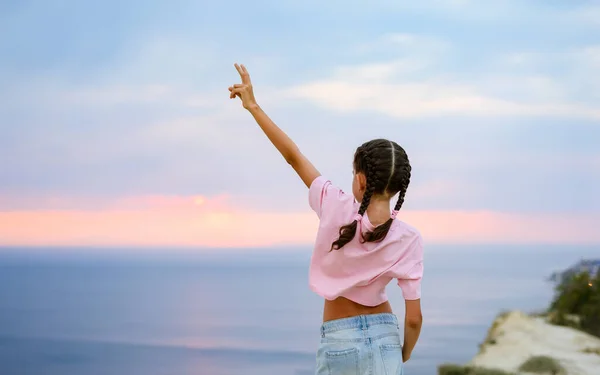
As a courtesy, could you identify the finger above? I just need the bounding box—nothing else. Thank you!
[240,65,251,84]
[234,63,244,79]
[233,84,244,88]
[234,63,250,85]
[230,87,243,98]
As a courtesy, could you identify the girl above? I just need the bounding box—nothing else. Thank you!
[229,64,423,375]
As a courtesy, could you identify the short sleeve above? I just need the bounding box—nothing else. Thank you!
[309,176,344,218]
[308,176,330,217]
[397,261,423,300]
[395,234,424,300]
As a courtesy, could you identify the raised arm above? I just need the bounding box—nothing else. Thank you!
[229,63,320,188]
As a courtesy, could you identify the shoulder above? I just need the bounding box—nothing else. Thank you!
[389,220,424,258]
[308,176,355,218]
[393,220,423,243]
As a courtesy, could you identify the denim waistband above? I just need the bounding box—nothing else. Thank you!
[320,313,398,334]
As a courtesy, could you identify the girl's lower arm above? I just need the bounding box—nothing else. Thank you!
[402,317,422,361]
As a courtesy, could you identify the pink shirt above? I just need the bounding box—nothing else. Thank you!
[308,176,424,306]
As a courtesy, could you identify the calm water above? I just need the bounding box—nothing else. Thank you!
[0,244,598,375]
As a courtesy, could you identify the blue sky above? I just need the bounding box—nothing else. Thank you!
[1,0,599,246]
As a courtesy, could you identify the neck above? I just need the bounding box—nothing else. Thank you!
[365,197,391,227]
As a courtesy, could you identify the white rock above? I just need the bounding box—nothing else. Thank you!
[469,311,600,375]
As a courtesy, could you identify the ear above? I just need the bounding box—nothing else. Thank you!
[357,172,367,191]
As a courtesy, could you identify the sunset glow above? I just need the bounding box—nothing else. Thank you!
[1,194,598,248]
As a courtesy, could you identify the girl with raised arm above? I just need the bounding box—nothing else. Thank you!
[229,64,423,375]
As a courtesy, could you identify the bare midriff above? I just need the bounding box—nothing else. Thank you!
[323,297,393,322]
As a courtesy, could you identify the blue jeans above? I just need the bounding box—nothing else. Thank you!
[316,313,404,375]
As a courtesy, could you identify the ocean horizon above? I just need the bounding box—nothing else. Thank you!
[1,244,598,375]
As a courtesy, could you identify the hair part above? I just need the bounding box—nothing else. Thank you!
[331,139,411,251]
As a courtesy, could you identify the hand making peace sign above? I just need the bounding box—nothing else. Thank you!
[229,63,258,110]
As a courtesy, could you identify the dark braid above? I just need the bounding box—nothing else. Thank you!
[359,152,377,216]
[331,148,374,250]
[394,165,411,212]
[331,139,412,250]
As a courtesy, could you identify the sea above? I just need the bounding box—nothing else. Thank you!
[0,244,598,375]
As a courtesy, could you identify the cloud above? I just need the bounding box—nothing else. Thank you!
[2,76,598,213]
[352,33,452,58]
[1,193,598,247]
[569,5,600,27]
[279,1,600,31]
[60,85,174,106]
[580,46,600,66]
[0,194,317,248]
[286,79,600,119]
[285,36,600,120]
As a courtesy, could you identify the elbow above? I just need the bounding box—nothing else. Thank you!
[285,154,296,165]
[284,149,301,166]
[406,314,423,329]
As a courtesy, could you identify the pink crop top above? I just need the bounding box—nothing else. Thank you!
[308,176,424,306]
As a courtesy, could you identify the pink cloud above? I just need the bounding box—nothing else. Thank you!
[403,210,600,244]
[0,194,598,248]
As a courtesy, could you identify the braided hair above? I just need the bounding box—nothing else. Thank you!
[331,139,411,250]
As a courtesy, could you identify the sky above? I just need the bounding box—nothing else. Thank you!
[1,0,599,249]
